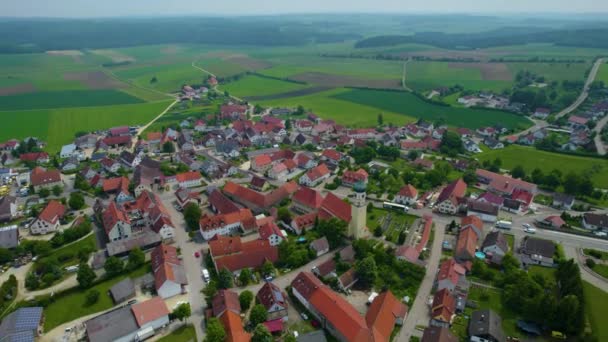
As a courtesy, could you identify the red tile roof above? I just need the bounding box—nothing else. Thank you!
[253,154,272,167]
[212,289,241,317]
[102,202,130,235]
[568,115,588,125]
[220,310,251,342]
[365,291,408,342]
[456,227,478,260]
[436,178,467,206]
[475,169,537,194]
[304,164,330,182]
[131,297,170,327]
[213,238,279,273]
[223,181,297,211]
[30,167,61,187]
[431,289,455,323]
[398,184,418,198]
[319,192,351,223]
[38,200,65,225]
[291,272,323,301]
[342,168,369,184]
[102,135,131,146]
[208,190,239,214]
[257,282,287,311]
[416,216,433,253]
[102,176,129,194]
[395,245,420,263]
[151,244,180,271]
[461,215,483,231]
[147,132,162,141]
[437,259,466,287]
[20,152,48,162]
[209,235,243,257]
[293,212,317,231]
[258,221,283,240]
[321,149,341,161]
[176,171,202,183]
[293,187,324,210]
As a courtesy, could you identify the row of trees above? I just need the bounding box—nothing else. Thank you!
[510,164,599,197]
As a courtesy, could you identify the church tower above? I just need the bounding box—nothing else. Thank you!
[349,181,368,239]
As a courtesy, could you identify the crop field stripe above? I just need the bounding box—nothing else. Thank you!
[222,74,310,98]
[0,89,144,111]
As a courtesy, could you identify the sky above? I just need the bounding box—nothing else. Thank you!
[2,0,608,17]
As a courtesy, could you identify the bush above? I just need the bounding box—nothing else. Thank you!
[85,289,100,306]
[586,258,596,268]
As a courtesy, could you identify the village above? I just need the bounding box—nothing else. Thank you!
[0,80,607,342]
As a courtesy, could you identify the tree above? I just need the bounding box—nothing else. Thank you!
[374,225,383,237]
[183,203,202,231]
[511,165,526,179]
[77,262,96,289]
[440,131,464,156]
[277,207,292,223]
[239,290,254,311]
[563,172,580,195]
[261,260,275,277]
[25,272,39,290]
[285,119,292,130]
[162,141,175,153]
[251,324,273,342]
[127,247,145,270]
[238,268,252,286]
[38,188,50,198]
[355,256,378,287]
[249,304,268,326]
[218,268,233,289]
[316,218,347,249]
[295,105,305,115]
[205,317,226,342]
[51,185,62,197]
[85,289,100,305]
[172,303,192,322]
[68,192,85,210]
[104,256,124,277]
[377,113,384,126]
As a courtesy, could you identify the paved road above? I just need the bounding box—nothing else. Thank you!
[396,215,448,342]
[593,113,608,155]
[158,191,207,340]
[564,245,608,292]
[505,58,605,141]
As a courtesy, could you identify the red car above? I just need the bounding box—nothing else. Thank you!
[194,251,201,258]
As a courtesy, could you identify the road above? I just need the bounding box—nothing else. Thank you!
[396,215,448,342]
[505,58,605,141]
[191,61,248,105]
[593,113,608,155]
[158,191,207,340]
[564,246,608,292]
[131,99,179,150]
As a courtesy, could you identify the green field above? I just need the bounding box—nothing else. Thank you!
[113,63,206,93]
[195,58,248,78]
[332,88,532,129]
[507,62,589,81]
[158,325,197,342]
[477,145,608,188]
[583,281,608,342]
[43,264,151,331]
[597,63,608,84]
[0,100,173,152]
[223,75,309,97]
[0,90,143,111]
[406,61,511,92]
[258,88,417,127]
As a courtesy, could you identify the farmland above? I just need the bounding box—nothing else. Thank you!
[0,90,144,111]
[583,281,608,342]
[598,62,608,84]
[223,75,309,98]
[0,100,172,152]
[477,145,608,188]
[506,62,590,82]
[332,88,532,129]
[112,63,207,93]
[405,61,512,92]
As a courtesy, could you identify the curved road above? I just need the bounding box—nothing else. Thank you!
[505,58,605,141]
[593,113,608,155]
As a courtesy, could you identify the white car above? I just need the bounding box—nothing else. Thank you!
[594,231,607,237]
[524,227,536,234]
[522,223,531,229]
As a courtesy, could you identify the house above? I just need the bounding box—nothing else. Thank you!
[568,115,589,129]
[30,167,62,191]
[582,213,608,231]
[431,289,456,328]
[533,107,551,119]
[320,149,343,166]
[337,268,359,291]
[131,297,170,332]
[312,258,337,279]
[85,306,139,342]
[60,143,84,160]
[435,179,467,215]
[476,192,504,208]
[257,282,289,321]
[268,162,288,181]
[133,158,163,196]
[483,137,504,150]
[215,140,240,158]
[175,171,203,188]
[553,193,575,210]
[291,212,317,235]
[0,225,19,249]
[152,244,188,299]
[468,309,505,342]
[210,236,279,274]
[223,181,297,214]
[476,169,538,196]
[174,188,200,210]
[208,189,239,215]
[259,221,285,246]
[105,230,161,257]
[395,184,418,205]
[122,191,175,241]
[251,154,273,173]
[365,291,408,341]
[102,202,132,241]
[299,164,330,187]
[60,157,79,172]
[109,278,136,304]
[341,169,368,187]
[199,208,256,240]
[309,236,330,257]
[481,231,509,258]
[101,157,121,174]
[541,215,566,229]
[109,126,131,137]
[292,187,324,214]
[295,153,317,170]
[221,104,248,120]
[0,307,44,341]
[220,310,251,342]
[19,152,49,164]
[421,326,458,342]
[467,200,498,223]
[519,236,555,267]
[463,139,482,153]
[455,226,478,262]
[436,259,468,293]
[103,176,132,203]
[212,289,241,317]
[0,196,17,223]
[30,200,65,235]
[120,151,141,169]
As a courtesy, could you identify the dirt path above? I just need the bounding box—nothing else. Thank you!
[402,60,412,92]
[593,114,608,155]
[131,99,178,148]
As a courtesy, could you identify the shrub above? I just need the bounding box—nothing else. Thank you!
[586,258,596,268]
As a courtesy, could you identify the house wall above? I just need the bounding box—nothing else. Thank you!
[291,288,311,311]
[157,225,175,240]
[30,218,59,235]
[158,280,182,299]
[33,180,62,192]
[467,210,497,223]
[394,195,416,205]
[108,221,132,241]
[482,245,506,257]
[437,200,457,215]
[201,222,241,240]
[179,179,202,188]
[139,315,170,332]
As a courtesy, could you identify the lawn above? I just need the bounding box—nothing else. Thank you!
[0,90,143,111]
[223,75,309,98]
[590,264,608,279]
[37,234,96,269]
[332,88,532,130]
[0,100,173,152]
[406,61,512,92]
[366,207,418,244]
[465,286,522,338]
[584,249,608,260]
[195,58,248,78]
[43,264,151,331]
[583,281,608,342]
[158,324,197,342]
[258,88,417,127]
[504,234,515,251]
[597,62,608,85]
[477,145,608,188]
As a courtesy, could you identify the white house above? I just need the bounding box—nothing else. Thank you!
[102,202,132,241]
[395,184,418,205]
[131,297,171,331]
[151,245,188,299]
[259,222,285,247]
[199,209,255,240]
[299,164,330,187]
[175,171,203,188]
[29,200,65,235]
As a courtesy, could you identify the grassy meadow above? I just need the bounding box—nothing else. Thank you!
[583,281,608,342]
[0,90,144,111]
[477,145,608,188]
[223,74,309,97]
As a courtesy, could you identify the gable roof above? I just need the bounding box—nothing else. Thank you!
[175,171,201,183]
[398,184,418,198]
[102,202,130,235]
[220,310,251,342]
[30,167,61,186]
[208,190,240,214]
[437,258,466,287]
[258,221,283,240]
[319,192,351,223]
[421,326,458,342]
[214,239,279,272]
[310,237,329,252]
[365,291,408,342]
[37,200,65,225]
[482,231,508,253]
[212,289,241,317]
[293,187,323,210]
[304,164,330,182]
[456,227,478,260]
[437,179,466,205]
[432,289,455,322]
[131,297,169,327]
[257,282,287,311]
